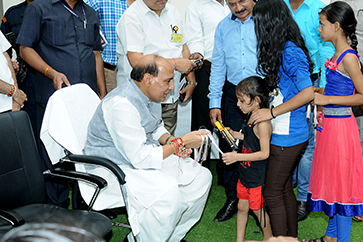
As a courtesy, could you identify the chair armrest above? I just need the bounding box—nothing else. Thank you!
[62,154,126,185]
[0,208,25,227]
[44,169,108,189]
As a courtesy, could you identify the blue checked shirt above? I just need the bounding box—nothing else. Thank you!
[84,0,129,66]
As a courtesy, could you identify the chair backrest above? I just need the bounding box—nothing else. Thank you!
[41,84,101,163]
[41,84,125,210]
[0,111,47,209]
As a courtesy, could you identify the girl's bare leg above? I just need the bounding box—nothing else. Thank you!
[253,208,272,241]
[237,199,249,242]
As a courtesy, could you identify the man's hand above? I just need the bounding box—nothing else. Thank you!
[179,83,196,102]
[210,108,222,127]
[12,99,21,111]
[47,68,71,90]
[182,130,209,148]
[189,52,203,70]
[180,147,193,159]
[12,61,19,73]
[13,88,27,108]
[176,58,197,74]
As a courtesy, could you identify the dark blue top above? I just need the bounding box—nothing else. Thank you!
[16,0,102,103]
[0,1,27,36]
[324,49,358,110]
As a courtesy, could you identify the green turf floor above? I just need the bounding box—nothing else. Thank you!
[107,160,362,241]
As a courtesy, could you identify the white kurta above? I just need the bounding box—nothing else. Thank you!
[0,32,13,113]
[101,95,212,242]
[116,0,184,104]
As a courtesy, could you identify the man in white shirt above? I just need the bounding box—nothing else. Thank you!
[185,0,230,134]
[185,0,232,222]
[0,32,26,113]
[116,0,197,135]
[84,55,212,242]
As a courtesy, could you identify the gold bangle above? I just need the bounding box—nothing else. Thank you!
[165,135,173,144]
[44,66,51,77]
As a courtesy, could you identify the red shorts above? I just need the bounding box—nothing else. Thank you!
[237,180,265,210]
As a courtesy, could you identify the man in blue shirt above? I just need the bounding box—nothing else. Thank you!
[208,0,258,222]
[84,0,135,92]
[284,0,335,222]
[17,0,106,208]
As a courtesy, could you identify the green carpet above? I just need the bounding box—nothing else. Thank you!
[107,160,362,241]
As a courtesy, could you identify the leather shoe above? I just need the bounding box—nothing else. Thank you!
[99,209,117,220]
[214,199,238,222]
[297,201,310,222]
[123,235,129,242]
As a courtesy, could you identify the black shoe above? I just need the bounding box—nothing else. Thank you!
[297,201,310,222]
[99,209,117,220]
[214,200,238,222]
[123,235,129,242]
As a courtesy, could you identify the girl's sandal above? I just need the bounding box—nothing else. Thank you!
[353,215,363,222]
[303,237,326,242]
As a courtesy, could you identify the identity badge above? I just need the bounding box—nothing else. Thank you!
[170,25,183,43]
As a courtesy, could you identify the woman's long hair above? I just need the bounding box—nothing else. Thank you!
[252,0,314,92]
[320,1,358,53]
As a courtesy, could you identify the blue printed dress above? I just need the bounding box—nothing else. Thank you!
[308,49,363,217]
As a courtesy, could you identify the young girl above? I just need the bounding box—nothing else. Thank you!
[250,0,314,237]
[222,76,272,242]
[304,2,363,242]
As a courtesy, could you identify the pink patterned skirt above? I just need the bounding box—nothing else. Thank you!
[308,113,363,217]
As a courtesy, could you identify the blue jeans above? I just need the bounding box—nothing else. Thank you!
[293,112,315,202]
[293,76,319,202]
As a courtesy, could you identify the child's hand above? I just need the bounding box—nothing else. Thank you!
[313,93,329,106]
[222,152,239,165]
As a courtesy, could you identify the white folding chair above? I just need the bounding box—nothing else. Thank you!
[41,84,126,211]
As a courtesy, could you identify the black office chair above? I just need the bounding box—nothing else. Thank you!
[0,111,126,240]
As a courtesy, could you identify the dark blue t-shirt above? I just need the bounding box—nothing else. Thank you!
[1,1,27,37]
[17,0,102,103]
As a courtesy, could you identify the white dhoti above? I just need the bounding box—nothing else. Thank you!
[123,156,212,242]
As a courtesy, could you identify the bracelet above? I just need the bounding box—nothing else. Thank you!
[7,84,16,97]
[44,66,51,77]
[187,81,197,86]
[270,107,276,119]
[169,141,178,152]
[172,58,177,71]
[169,137,185,157]
[165,135,173,144]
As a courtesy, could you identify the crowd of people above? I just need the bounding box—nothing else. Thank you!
[1,0,363,241]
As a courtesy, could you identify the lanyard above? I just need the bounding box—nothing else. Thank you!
[60,1,87,29]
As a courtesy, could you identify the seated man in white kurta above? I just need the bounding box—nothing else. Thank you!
[83,55,212,242]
